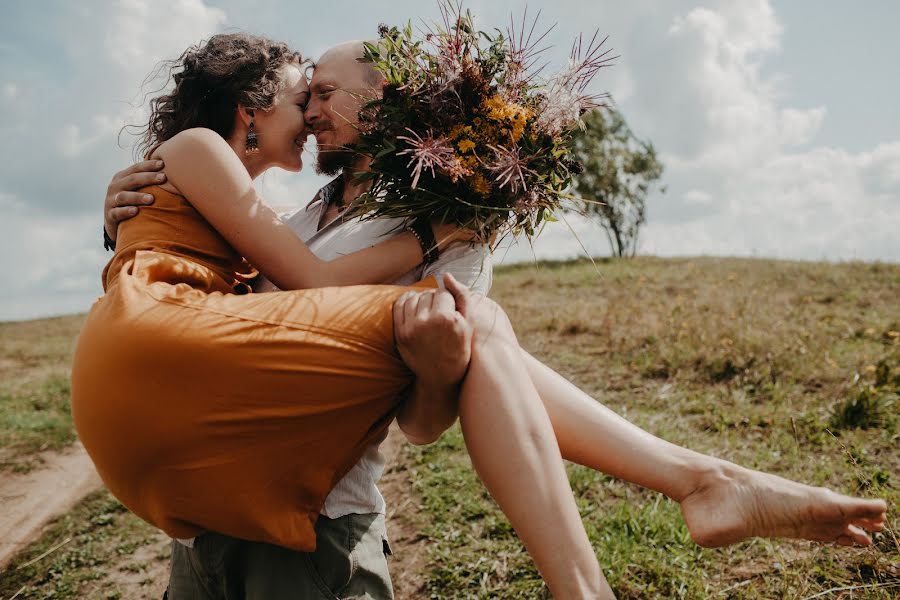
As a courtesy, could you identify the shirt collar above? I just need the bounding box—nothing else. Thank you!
[315,175,345,209]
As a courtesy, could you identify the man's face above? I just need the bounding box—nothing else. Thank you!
[305,44,379,175]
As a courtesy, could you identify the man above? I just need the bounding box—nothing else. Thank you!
[105,41,486,599]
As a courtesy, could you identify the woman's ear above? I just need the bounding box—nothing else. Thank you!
[236,105,256,127]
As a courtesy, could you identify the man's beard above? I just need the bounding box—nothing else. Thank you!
[315,145,357,176]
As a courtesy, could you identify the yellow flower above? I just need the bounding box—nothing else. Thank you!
[457,139,476,153]
[449,124,473,140]
[480,95,534,142]
[483,95,509,121]
[510,121,527,142]
[469,173,492,197]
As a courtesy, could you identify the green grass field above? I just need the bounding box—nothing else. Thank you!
[1,257,897,599]
[0,315,83,473]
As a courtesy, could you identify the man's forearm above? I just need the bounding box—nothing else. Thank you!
[396,378,460,445]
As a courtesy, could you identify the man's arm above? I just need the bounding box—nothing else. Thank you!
[103,160,166,244]
[393,284,473,445]
[398,380,459,445]
[393,245,493,445]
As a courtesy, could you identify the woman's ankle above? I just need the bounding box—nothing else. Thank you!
[665,452,732,503]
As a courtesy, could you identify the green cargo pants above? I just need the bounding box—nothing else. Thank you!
[165,513,393,600]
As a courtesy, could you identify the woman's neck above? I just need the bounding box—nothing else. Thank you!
[227,134,267,180]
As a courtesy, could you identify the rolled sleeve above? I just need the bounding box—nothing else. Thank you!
[423,242,493,294]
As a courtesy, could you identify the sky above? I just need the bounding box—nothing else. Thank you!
[1,0,898,321]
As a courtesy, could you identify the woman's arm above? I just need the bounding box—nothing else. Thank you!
[154,128,425,290]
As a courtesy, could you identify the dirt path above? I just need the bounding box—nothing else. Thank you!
[0,442,102,568]
[0,429,428,598]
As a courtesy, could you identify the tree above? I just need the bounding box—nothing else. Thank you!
[569,107,665,257]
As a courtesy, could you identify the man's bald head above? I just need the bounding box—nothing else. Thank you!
[315,40,384,89]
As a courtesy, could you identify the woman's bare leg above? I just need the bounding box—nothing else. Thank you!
[522,350,888,547]
[457,299,611,598]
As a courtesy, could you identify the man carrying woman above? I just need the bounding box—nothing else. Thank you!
[87,35,887,599]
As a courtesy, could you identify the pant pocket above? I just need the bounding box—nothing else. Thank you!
[306,515,355,598]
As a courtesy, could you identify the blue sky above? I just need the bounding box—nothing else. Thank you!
[1,0,898,321]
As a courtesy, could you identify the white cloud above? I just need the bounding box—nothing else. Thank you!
[105,0,227,70]
[1,211,107,320]
[0,191,24,211]
[3,83,17,99]
[617,0,898,261]
[58,114,124,158]
[495,0,900,264]
[684,189,713,206]
[54,0,228,159]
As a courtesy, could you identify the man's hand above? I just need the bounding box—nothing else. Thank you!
[393,286,473,444]
[104,160,166,241]
[393,287,472,387]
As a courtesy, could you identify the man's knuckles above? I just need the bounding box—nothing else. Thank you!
[412,311,458,331]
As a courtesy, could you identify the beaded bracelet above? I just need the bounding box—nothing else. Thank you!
[406,219,439,265]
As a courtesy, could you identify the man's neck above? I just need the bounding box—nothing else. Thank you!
[340,156,373,205]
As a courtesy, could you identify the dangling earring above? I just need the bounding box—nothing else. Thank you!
[245,122,259,155]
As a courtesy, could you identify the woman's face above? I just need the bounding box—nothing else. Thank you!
[253,64,310,173]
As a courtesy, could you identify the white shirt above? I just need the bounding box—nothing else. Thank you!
[280,178,492,518]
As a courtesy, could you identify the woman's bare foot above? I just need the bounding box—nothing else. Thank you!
[679,464,887,548]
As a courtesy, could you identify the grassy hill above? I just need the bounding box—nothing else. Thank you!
[1,257,897,598]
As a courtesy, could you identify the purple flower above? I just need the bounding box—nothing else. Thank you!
[397,129,456,188]
[485,144,534,193]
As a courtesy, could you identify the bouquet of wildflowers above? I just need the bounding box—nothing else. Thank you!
[352,3,616,245]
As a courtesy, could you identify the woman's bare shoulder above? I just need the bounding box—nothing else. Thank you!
[151,128,229,160]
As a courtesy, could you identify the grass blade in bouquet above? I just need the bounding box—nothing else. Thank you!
[351,2,617,247]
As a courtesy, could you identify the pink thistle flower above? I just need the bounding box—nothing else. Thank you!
[484,144,534,193]
[535,31,617,135]
[534,72,585,136]
[397,129,456,188]
[502,8,555,101]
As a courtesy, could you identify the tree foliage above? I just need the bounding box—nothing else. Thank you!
[569,107,665,257]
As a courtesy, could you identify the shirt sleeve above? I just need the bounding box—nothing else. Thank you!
[422,242,493,294]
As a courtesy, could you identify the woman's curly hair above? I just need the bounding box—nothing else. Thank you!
[135,33,304,157]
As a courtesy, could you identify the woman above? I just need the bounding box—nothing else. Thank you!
[75,33,886,599]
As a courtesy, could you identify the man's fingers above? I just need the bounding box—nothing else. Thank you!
[415,290,435,314]
[116,171,166,193]
[442,273,471,315]
[108,206,139,225]
[114,191,155,208]
[392,292,407,327]
[114,160,164,181]
[403,291,420,324]
[432,288,456,315]
[393,292,415,337]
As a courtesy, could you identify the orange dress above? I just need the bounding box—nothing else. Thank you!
[71,186,430,551]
